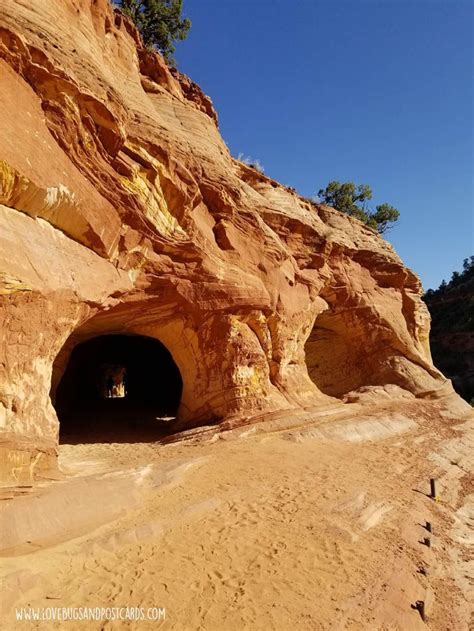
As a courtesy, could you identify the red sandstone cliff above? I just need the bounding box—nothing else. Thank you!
[0,0,463,483]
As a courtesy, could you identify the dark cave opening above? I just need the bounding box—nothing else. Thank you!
[55,334,183,444]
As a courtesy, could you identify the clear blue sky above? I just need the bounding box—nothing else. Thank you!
[175,0,473,290]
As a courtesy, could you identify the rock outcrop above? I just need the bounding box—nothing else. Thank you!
[424,264,474,403]
[0,0,460,484]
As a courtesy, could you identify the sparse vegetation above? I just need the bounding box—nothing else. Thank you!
[317,181,399,234]
[237,153,265,173]
[423,256,474,337]
[424,256,474,298]
[423,257,474,403]
[115,0,190,63]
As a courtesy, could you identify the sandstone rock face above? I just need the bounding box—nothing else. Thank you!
[0,0,455,484]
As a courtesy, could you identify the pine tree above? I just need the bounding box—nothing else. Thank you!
[116,0,191,63]
[317,181,400,234]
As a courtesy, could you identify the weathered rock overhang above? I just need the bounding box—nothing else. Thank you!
[0,0,454,484]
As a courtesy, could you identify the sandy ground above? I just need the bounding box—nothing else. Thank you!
[1,399,472,630]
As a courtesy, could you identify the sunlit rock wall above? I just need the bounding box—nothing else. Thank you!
[0,0,452,483]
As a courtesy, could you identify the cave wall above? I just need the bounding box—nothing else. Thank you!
[0,0,453,484]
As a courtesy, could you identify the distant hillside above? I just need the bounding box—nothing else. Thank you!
[423,257,474,403]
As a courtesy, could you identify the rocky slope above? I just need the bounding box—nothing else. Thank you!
[0,0,464,484]
[424,264,474,403]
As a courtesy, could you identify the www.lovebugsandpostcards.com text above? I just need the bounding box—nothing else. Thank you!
[15,606,166,622]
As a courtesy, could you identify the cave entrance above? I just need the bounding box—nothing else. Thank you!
[55,334,183,443]
[304,306,371,398]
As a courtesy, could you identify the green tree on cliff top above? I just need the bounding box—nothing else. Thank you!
[116,0,191,63]
[317,181,400,234]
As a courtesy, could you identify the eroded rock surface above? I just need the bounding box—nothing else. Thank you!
[0,0,462,484]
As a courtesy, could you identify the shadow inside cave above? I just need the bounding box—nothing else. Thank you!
[54,334,183,445]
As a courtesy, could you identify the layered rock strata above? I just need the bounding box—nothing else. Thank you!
[0,0,455,484]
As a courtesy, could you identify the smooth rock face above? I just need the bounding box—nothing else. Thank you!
[0,0,456,483]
